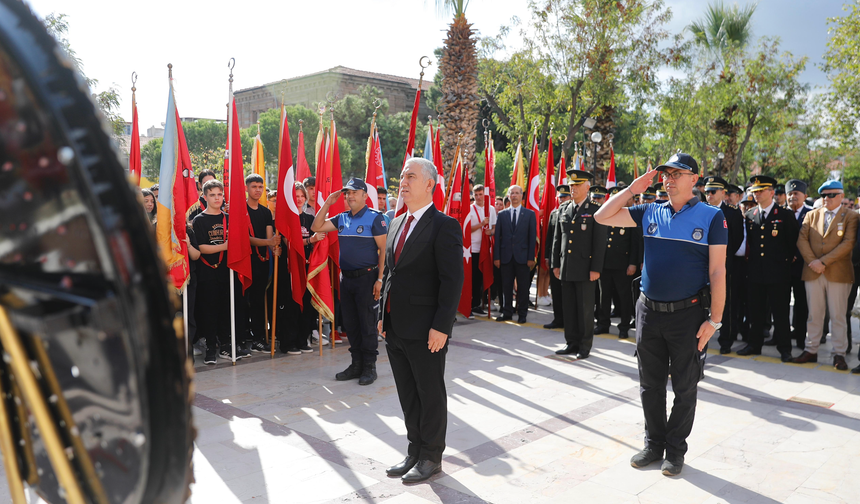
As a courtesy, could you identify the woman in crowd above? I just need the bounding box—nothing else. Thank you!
[141,188,157,225]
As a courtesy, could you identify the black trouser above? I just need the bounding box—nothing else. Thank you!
[340,272,379,362]
[717,269,739,350]
[384,324,448,463]
[549,271,564,326]
[501,261,530,318]
[245,261,269,343]
[597,268,633,333]
[731,256,748,340]
[492,264,503,306]
[187,271,198,345]
[471,252,485,309]
[790,275,808,347]
[561,280,596,354]
[748,280,792,353]
[635,298,707,457]
[195,277,230,348]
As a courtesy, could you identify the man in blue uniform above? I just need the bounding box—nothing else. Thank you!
[312,178,387,385]
[595,153,727,477]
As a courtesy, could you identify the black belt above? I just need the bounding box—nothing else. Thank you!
[342,266,378,279]
[639,293,702,313]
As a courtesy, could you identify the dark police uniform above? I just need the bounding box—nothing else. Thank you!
[543,185,570,329]
[595,201,640,339]
[738,176,799,360]
[786,179,812,349]
[701,177,744,352]
[630,192,727,461]
[551,170,606,358]
[331,204,387,364]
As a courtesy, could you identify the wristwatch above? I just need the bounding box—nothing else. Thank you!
[707,319,722,330]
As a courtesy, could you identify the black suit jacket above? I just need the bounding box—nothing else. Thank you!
[720,202,744,273]
[603,225,640,271]
[744,203,799,284]
[544,208,559,263]
[379,205,464,339]
[551,199,607,281]
[493,206,537,264]
[791,206,812,278]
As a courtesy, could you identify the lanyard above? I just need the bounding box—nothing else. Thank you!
[247,211,269,262]
[199,213,226,269]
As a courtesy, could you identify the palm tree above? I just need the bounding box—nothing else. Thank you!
[436,0,479,179]
[688,1,757,180]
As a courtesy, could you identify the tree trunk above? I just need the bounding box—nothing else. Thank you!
[440,14,479,180]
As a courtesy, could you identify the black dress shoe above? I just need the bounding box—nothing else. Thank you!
[555,345,577,355]
[719,347,731,355]
[517,316,527,324]
[780,351,793,363]
[575,352,590,360]
[472,306,486,315]
[401,459,441,483]
[618,332,629,339]
[763,338,777,346]
[543,321,563,329]
[851,364,860,374]
[496,315,512,322]
[736,345,761,356]
[386,455,419,477]
[593,326,610,335]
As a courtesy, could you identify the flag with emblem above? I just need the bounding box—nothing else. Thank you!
[432,126,445,210]
[479,136,495,293]
[446,150,472,318]
[275,106,307,307]
[154,74,198,290]
[326,119,343,287]
[525,133,542,216]
[296,124,312,184]
[511,137,525,188]
[539,137,557,270]
[365,122,384,210]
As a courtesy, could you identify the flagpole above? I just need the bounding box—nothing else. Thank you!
[442,133,463,210]
[326,96,339,350]
[271,92,286,359]
[227,58,237,365]
[183,287,189,360]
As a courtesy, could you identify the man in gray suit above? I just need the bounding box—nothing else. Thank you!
[494,185,537,323]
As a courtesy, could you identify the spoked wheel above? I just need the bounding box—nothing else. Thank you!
[0,1,195,503]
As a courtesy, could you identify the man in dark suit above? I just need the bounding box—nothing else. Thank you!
[543,185,571,329]
[595,185,639,339]
[737,175,799,362]
[702,176,744,353]
[786,179,812,349]
[494,185,537,324]
[377,158,464,483]
[551,169,607,359]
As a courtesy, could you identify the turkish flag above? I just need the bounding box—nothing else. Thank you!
[446,153,472,318]
[274,107,307,307]
[226,98,252,292]
[539,138,557,270]
[296,128,312,184]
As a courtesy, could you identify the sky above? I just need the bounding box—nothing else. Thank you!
[23,0,851,132]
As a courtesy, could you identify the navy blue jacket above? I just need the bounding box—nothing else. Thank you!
[494,206,537,265]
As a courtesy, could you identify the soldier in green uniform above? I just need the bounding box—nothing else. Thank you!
[551,170,607,359]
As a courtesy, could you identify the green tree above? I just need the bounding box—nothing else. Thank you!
[43,13,125,136]
[821,0,860,144]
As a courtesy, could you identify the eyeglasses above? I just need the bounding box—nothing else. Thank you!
[821,193,843,199]
[661,171,694,180]
[704,189,719,195]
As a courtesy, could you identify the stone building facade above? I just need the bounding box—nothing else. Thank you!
[234,66,432,130]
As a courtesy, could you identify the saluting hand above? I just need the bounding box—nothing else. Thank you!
[628,169,659,195]
[324,191,342,208]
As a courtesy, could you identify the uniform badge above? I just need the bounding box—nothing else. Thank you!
[648,222,657,235]
[619,228,625,235]
[338,225,344,232]
[838,222,844,237]
[381,220,387,228]
[357,225,364,234]
[581,223,587,231]
[772,229,778,237]
[692,228,703,241]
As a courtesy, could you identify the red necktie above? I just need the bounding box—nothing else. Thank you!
[387,215,414,313]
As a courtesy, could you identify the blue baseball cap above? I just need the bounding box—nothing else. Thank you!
[818,180,843,193]
[342,177,368,192]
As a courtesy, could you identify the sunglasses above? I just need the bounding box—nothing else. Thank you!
[704,189,720,195]
[821,193,843,199]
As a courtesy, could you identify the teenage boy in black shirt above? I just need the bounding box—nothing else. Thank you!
[192,180,250,363]
[245,174,279,352]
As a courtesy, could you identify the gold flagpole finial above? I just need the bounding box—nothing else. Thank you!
[418,56,432,88]
[256,121,260,135]
[299,119,303,132]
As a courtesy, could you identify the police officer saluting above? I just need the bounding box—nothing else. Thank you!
[312,177,387,385]
[595,153,727,477]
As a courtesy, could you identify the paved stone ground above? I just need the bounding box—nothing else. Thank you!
[4,300,860,503]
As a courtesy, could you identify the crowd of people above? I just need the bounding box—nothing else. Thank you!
[139,161,860,377]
